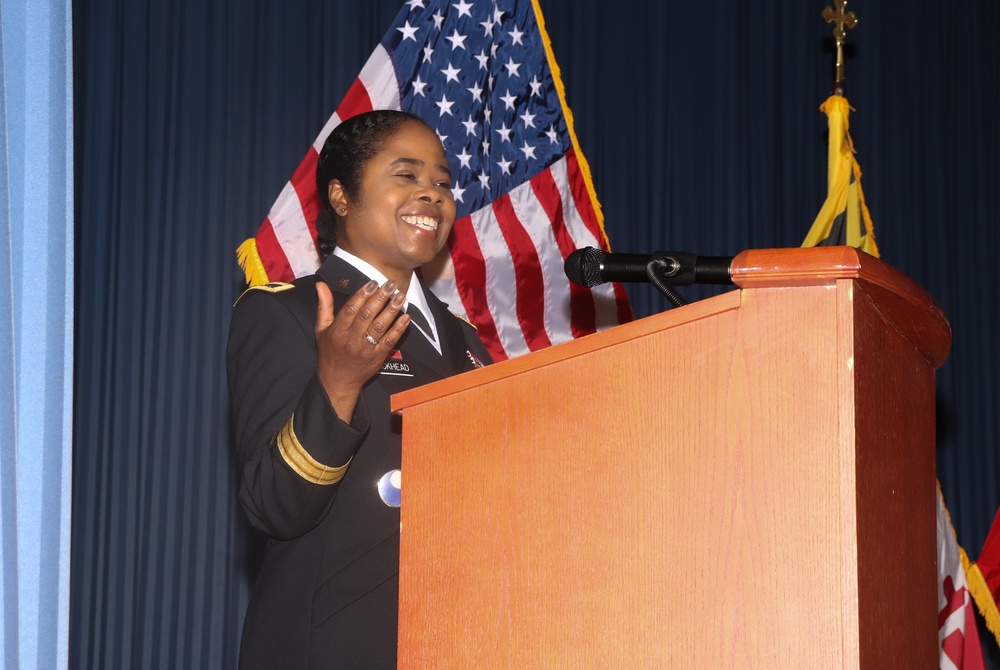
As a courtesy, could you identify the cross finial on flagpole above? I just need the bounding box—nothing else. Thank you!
[822,0,858,95]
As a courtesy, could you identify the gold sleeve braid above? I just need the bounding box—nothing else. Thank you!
[276,414,351,485]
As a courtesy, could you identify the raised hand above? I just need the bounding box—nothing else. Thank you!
[314,279,411,421]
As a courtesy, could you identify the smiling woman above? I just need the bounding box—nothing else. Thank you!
[326,118,457,292]
[226,110,493,669]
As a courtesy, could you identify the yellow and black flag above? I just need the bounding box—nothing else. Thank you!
[801,94,880,258]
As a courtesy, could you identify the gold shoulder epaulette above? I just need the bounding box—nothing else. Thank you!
[234,282,295,306]
[455,314,478,331]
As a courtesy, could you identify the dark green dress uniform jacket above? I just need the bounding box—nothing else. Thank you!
[227,254,492,669]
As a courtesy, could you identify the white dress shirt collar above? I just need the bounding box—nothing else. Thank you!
[332,247,441,353]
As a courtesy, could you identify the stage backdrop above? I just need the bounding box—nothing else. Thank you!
[71,0,999,667]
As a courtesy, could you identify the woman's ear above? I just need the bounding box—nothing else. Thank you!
[328,180,348,215]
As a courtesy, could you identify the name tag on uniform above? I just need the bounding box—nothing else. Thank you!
[380,350,413,377]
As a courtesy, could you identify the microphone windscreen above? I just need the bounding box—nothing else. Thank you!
[564,247,607,288]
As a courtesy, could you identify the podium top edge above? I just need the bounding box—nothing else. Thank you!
[732,247,951,366]
[731,247,886,286]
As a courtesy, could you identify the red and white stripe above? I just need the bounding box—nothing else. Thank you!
[433,151,627,360]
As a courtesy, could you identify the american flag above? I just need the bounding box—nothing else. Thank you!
[246,0,631,361]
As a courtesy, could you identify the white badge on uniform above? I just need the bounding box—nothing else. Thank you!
[377,469,401,508]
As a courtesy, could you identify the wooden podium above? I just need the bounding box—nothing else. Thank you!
[391,247,951,668]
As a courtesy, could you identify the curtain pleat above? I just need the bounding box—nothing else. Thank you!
[72,0,1000,667]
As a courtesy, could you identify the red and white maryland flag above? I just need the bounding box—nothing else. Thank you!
[938,486,986,669]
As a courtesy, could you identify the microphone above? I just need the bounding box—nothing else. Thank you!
[564,247,734,288]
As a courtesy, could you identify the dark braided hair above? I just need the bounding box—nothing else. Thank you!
[314,110,434,257]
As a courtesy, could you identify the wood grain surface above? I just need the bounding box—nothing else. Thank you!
[395,248,948,668]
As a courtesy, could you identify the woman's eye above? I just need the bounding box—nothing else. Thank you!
[395,172,416,180]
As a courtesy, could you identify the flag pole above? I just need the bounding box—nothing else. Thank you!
[821,0,857,96]
[802,0,879,257]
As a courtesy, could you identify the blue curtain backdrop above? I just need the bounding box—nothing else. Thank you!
[71,0,999,667]
[1,0,74,669]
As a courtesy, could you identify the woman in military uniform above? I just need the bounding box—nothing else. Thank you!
[227,110,492,668]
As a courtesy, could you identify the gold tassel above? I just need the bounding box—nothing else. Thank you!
[236,238,269,287]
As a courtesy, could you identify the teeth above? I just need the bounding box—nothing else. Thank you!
[402,215,438,231]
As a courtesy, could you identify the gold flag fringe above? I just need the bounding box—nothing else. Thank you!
[963,548,1000,648]
[236,238,269,287]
